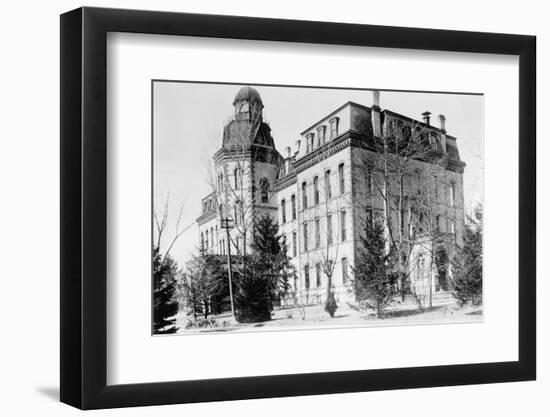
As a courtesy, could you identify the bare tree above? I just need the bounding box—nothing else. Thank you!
[153,193,190,264]
[352,118,451,306]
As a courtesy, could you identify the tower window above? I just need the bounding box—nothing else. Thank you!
[449,182,456,207]
[234,167,242,189]
[302,181,308,209]
[304,265,310,290]
[260,177,270,203]
[291,194,296,220]
[292,231,297,257]
[281,199,286,223]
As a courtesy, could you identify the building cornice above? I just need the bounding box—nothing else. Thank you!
[196,211,217,225]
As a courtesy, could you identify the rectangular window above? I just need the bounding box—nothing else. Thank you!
[315,263,322,288]
[327,214,333,245]
[291,194,296,220]
[340,210,346,242]
[366,167,373,196]
[302,182,308,209]
[313,176,319,205]
[342,257,349,285]
[281,199,286,223]
[317,126,326,146]
[449,182,456,207]
[303,222,308,252]
[304,265,310,290]
[451,221,456,242]
[325,170,332,199]
[315,218,320,248]
[330,118,339,138]
[338,163,345,194]
[292,231,297,257]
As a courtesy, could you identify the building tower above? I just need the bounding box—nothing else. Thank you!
[198,86,283,256]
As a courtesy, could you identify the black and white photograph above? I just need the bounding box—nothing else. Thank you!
[152,82,484,334]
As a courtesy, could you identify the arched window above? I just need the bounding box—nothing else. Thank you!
[291,194,296,220]
[325,170,332,199]
[234,167,242,189]
[281,199,286,223]
[260,177,270,203]
[338,163,345,194]
[313,176,319,205]
[302,181,308,209]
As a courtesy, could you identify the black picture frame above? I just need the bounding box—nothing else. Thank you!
[60,6,536,410]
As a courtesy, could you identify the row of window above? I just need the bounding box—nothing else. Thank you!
[201,226,219,251]
[302,257,349,290]
[280,163,346,224]
[305,117,339,153]
[282,211,347,256]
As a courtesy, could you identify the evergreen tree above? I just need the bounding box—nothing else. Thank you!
[153,247,180,334]
[234,214,293,322]
[452,204,483,306]
[352,220,397,318]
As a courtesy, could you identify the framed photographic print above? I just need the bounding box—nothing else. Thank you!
[60,6,536,410]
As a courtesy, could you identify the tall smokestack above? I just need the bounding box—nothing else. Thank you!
[438,114,446,132]
[371,90,381,137]
[438,114,447,153]
[285,146,291,173]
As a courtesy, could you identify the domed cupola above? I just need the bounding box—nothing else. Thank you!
[233,86,264,122]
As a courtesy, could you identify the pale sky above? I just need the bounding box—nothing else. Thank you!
[153,82,484,268]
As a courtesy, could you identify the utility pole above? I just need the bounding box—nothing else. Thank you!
[220,217,236,320]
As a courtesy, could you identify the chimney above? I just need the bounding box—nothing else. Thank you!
[371,90,381,137]
[422,111,431,125]
[372,90,380,109]
[295,139,301,155]
[438,114,446,133]
[285,146,291,173]
[438,114,447,153]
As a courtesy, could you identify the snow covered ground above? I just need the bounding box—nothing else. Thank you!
[175,294,483,334]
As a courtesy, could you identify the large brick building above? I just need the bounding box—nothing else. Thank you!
[196,86,465,305]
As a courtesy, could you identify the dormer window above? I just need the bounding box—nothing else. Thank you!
[306,133,314,152]
[329,117,339,139]
[317,126,326,146]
